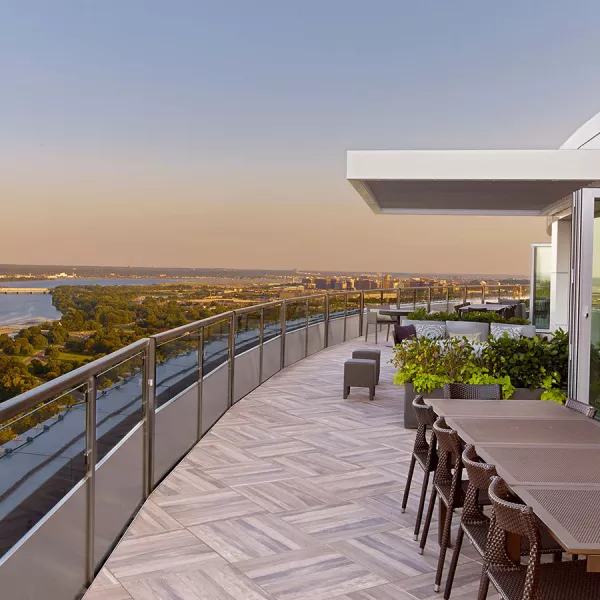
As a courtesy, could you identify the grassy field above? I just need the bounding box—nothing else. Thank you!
[58,351,88,363]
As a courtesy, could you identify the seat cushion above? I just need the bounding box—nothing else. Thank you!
[491,323,524,339]
[413,322,446,340]
[446,320,489,342]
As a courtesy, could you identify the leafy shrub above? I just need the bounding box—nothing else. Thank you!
[407,307,527,325]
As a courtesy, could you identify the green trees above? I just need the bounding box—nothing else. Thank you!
[0,356,39,401]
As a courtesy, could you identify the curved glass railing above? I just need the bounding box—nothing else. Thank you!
[0,284,529,599]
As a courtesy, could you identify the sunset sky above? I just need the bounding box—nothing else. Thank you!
[3,1,600,275]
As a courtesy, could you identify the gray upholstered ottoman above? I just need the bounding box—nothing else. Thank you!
[351,349,381,384]
[343,359,376,400]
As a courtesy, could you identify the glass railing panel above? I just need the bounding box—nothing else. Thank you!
[466,286,484,305]
[346,293,361,316]
[308,296,325,324]
[263,304,281,342]
[96,352,145,460]
[382,291,396,307]
[363,291,382,308]
[328,293,345,319]
[429,287,447,310]
[154,333,199,410]
[204,318,230,374]
[0,383,88,558]
[397,289,414,309]
[413,287,429,309]
[285,300,307,332]
[235,310,261,356]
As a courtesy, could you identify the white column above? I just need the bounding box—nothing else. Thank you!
[550,219,571,331]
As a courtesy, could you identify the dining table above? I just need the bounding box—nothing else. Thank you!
[426,397,600,572]
[378,308,415,324]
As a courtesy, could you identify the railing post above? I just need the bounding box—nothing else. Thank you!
[380,290,384,305]
[413,289,417,310]
[197,327,204,441]
[427,287,431,313]
[481,285,486,304]
[228,312,236,408]
[280,300,287,369]
[359,291,364,336]
[498,283,502,301]
[396,288,400,309]
[343,293,348,341]
[144,339,156,496]
[445,287,449,312]
[259,309,264,383]
[463,286,468,304]
[324,295,330,348]
[85,374,97,585]
[305,297,309,357]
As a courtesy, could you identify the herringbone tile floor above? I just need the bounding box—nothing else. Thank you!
[84,337,500,600]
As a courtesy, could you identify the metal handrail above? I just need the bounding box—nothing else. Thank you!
[0,338,150,423]
[0,284,529,423]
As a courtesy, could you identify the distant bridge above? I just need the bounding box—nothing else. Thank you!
[0,288,51,294]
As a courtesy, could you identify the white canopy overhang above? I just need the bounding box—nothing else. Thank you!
[347,150,600,216]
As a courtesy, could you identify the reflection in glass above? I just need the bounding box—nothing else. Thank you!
[235,310,261,356]
[532,244,552,330]
[204,319,230,374]
[308,297,325,324]
[590,202,600,413]
[0,384,87,557]
[285,300,307,332]
[263,304,281,342]
[97,353,145,458]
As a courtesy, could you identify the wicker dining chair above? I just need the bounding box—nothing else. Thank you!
[565,397,597,419]
[402,396,438,541]
[443,383,503,400]
[481,476,600,600]
[444,447,563,600]
[419,417,466,592]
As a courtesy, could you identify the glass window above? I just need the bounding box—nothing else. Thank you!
[531,244,551,330]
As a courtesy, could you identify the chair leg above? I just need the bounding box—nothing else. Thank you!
[476,567,490,600]
[419,486,437,555]
[435,500,455,592]
[375,325,378,344]
[369,385,375,401]
[386,323,390,341]
[365,323,369,341]
[401,456,416,514]
[413,468,430,540]
[443,526,464,599]
[343,386,349,399]
[553,551,562,563]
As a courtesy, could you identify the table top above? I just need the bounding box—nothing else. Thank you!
[426,398,600,556]
[427,398,586,420]
[378,308,414,316]
[446,416,600,446]
[513,486,600,553]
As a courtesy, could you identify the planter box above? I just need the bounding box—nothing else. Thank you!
[402,383,444,429]
[402,384,543,429]
[511,388,543,400]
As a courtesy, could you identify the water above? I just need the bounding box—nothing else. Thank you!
[0,278,183,329]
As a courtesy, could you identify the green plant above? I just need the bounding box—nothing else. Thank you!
[392,336,478,394]
[540,373,567,404]
[466,367,515,399]
[406,307,527,325]
[480,333,569,391]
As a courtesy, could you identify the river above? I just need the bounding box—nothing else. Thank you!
[0,278,184,329]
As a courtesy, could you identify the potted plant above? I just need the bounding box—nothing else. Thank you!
[391,337,512,428]
[391,330,569,428]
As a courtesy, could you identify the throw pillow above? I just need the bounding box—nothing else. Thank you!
[393,324,416,344]
[490,323,522,340]
[414,322,446,340]
[448,332,481,343]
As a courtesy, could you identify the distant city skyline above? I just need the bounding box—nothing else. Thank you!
[3,2,600,273]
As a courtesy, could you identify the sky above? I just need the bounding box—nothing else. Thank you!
[2,1,600,276]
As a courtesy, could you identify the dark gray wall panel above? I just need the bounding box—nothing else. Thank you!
[0,482,87,600]
[284,329,306,367]
[261,337,281,382]
[154,386,199,484]
[202,364,229,434]
[234,347,260,402]
[94,427,144,567]
[307,323,325,356]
